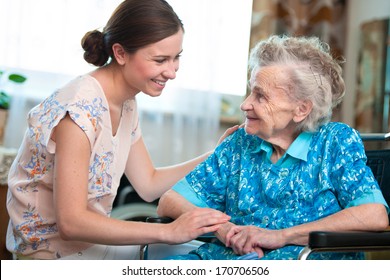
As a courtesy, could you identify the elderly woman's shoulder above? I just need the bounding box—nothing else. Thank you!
[319,122,353,132]
[317,122,360,141]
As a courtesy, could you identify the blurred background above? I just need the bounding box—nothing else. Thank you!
[0,0,389,164]
[0,0,389,260]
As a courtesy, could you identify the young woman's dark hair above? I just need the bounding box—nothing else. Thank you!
[81,0,184,66]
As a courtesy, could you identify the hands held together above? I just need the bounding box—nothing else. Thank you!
[225,225,287,258]
[165,205,288,258]
[168,207,287,258]
[216,222,287,259]
[165,208,230,245]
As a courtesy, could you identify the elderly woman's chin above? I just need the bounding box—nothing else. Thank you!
[243,124,258,136]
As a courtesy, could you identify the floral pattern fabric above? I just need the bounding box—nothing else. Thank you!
[170,123,388,260]
[6,75,141,259]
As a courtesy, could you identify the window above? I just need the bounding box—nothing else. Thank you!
[0,0,252,96]
[0,0,252,162]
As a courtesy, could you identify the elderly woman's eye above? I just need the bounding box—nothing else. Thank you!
[256,92,265,99]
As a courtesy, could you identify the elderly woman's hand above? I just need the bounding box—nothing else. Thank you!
[225,225,286,258]
[213,221,237,245]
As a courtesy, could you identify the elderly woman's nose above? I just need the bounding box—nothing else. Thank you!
[240,96,253,111]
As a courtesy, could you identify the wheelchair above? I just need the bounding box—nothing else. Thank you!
[298,133,390,260]
[111,176,158,221]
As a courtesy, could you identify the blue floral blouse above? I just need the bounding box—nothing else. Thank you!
[171,122,388,260]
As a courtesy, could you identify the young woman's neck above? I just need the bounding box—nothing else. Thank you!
[91,63,137,107]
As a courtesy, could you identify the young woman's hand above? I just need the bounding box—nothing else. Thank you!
[164,208,230,244]
[216,124,243,146]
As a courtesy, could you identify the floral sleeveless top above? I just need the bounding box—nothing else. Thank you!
[6,75,141,259]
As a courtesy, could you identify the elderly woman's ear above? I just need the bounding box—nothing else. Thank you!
[293,100,313,123]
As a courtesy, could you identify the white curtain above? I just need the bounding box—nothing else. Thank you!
[0,0,252,165]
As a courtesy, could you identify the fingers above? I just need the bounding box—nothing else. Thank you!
[229,230,248,255]
[216,125,240,146]
[226,226,263,256]
[170,208,230,243]
[192,210,230,237]
[225,226,242,247]
[191,208,230,225]
[227,124,240,132]
[225,125,240,136]
[197,223,223,235]
[242,237,256,255]
[254,246,264,259]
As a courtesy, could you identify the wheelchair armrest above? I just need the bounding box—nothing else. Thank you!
[146,216,173,224]
[308,230,390,248]
[298,230,390,260]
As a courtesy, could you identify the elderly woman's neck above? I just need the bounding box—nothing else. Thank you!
[268,130,301,163]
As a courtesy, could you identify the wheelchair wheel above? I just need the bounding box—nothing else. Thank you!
[111,203,157,222]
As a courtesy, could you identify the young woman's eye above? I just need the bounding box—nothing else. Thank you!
[155,59,166,64]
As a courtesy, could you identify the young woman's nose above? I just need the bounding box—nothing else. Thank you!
[163,61,178,79]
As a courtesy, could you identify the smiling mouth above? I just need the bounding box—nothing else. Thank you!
[246,116,257,120]
[152,79,166,86]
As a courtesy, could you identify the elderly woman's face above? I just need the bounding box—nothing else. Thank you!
[240,66,301,140]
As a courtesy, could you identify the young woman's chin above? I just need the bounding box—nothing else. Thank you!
[142,86,164,97]
[144,90,163,97]
[142,82,166,97]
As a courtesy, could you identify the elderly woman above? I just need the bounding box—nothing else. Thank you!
[157,35,389,260]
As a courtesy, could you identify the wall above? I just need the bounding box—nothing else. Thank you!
[342,0,390,127]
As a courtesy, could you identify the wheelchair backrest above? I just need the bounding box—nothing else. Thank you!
[365,149,390,223]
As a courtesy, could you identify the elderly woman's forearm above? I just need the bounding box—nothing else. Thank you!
[157,190,196,218]
[282,203,388,246]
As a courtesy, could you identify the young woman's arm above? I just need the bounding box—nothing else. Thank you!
[53,115,229,245]
[125,125,239,202]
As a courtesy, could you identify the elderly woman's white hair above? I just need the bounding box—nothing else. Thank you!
[248,35,345,132]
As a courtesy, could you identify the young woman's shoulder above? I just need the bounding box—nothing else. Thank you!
[56,74,104,103]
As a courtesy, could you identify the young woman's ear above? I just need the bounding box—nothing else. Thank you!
[293,100,313,123]
[112,43,127,65]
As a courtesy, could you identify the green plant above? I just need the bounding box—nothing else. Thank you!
[0,71,27,109]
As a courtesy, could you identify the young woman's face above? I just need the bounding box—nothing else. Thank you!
[123,29,184,97]
[240,65,301,140]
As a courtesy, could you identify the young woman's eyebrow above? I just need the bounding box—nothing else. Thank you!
[153,49,183,58]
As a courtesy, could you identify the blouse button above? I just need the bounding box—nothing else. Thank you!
[78,252,83,257]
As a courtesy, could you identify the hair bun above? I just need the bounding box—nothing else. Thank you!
[81,30,109,66]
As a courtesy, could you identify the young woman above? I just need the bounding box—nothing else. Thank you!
[6,0,233,260]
